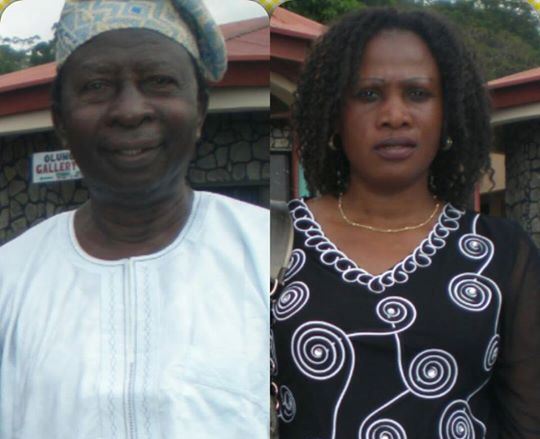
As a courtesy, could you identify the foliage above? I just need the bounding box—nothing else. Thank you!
[284,0,365,24]
[283,0,540,79]
[0,26,56,75]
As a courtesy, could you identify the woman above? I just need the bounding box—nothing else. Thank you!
[271,7,540,438]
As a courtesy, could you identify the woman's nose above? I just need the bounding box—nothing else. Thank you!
[377,95,412,129]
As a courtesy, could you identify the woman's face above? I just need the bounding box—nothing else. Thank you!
[339,29,443,193]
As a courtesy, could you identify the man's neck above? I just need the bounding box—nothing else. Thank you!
[74,185,193,260]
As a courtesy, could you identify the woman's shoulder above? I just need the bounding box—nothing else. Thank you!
[470,211,537,249]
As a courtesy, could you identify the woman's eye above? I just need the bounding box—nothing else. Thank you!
[408,88,431,101]
[355,89,379,102]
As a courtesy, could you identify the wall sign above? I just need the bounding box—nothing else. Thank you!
[32,150,82,184]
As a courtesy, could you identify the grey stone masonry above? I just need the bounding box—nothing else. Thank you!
[270,120,292,151]
[188,112,269,186]
[503,119,540,247]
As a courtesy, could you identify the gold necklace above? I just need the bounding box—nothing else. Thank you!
[338,194,441,233]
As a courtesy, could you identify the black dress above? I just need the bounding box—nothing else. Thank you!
[272,199,540,439]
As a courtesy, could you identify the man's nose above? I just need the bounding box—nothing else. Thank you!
[106,82,155,127]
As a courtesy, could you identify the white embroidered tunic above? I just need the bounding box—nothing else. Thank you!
[0,191,269,439]
[272,199,540,439]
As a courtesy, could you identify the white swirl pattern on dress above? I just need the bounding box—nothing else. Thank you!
[292,321,352,380]
[376,297,417,332]
[289,200,464,294]
[273,281,310,321]
[448,273,495,312]
[458,234,493,260]
[278,385,296,423]
[483,335,500,372]
[407,349,458,399]
[284,249,306,283]
[278,205,503,436]
[439,400,476,439]
[364,419,408,439]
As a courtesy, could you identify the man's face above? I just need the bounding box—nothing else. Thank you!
[54,28,205,201]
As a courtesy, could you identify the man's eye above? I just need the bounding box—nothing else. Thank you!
[83,80,109,91]
[147,76,177,87]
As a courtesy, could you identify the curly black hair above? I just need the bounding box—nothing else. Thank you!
[292,7,492,208]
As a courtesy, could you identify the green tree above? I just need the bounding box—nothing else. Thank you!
[28,40,55,67]
[0,44,27,74]
[283,0,540,79]
[284,0,364,24]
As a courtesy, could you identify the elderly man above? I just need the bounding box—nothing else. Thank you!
[0,1,268,438]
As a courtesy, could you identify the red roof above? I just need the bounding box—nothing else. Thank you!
[271,7,325,40]
[0,63,56,94]
[221,16,269,62]
[488,66,540,90]
[270,7,325,83]
[488,66,540,110]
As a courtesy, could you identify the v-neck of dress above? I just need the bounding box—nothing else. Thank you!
[288,198,465,294]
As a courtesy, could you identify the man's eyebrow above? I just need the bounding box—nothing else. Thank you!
[134,60,181,71]
[77,62,117,73]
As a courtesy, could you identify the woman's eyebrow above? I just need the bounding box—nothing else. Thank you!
[357,76,435,83]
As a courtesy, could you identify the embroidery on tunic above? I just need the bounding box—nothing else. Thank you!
[142,267,152,436]
[288,200,464,294]
[107,273,119,439]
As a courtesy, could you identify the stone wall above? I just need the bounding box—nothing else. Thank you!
[0,111,269,246]
[189,112,269,187]
[503,119,540,246]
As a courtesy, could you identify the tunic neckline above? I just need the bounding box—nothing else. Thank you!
[66,191,204,265]
[288,198,465,293]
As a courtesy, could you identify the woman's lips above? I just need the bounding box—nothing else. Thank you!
[374,138,417,160]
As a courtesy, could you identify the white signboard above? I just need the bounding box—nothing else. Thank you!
[32,150,82,184]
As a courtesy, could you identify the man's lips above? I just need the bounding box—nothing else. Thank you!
[101,141,162,156]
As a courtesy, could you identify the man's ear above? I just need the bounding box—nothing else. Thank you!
[52,106,68,148]
[196,92,209,140]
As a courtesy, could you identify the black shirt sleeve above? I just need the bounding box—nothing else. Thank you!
[492,223,540,438]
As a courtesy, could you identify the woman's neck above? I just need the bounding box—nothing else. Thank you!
[340,179,439,228]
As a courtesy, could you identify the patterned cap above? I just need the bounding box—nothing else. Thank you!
[55,0,227,82]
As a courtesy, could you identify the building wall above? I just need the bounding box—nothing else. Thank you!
[0,112,269,246]
[270,119,292,202]
[503,119,540,246]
